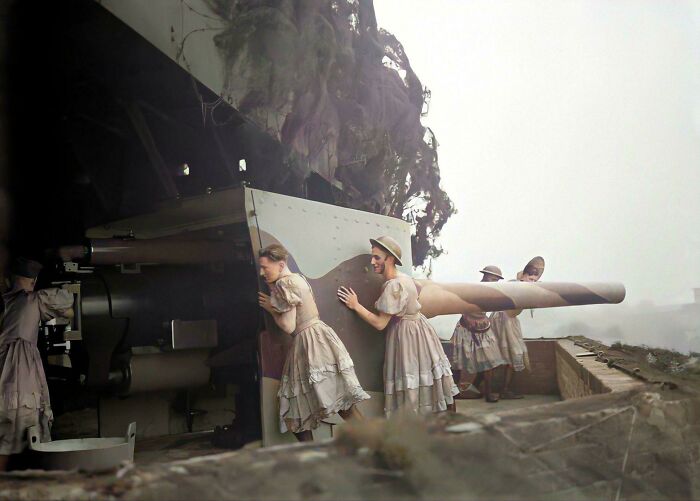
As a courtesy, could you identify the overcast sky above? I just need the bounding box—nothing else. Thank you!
[374,0,700,308]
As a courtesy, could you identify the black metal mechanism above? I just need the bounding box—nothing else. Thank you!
[2,0,285,446]
[38,232,263,444]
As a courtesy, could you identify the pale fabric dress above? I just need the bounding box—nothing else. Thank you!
[377,274,458,417]
[452,313,507,373]
[272,272,370,433]
[490,309,530,372]
[1,287,73,454]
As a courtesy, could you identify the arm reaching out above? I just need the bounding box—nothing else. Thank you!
[37,288,75,322]
[337,286,391,331]
[258,292,297,335]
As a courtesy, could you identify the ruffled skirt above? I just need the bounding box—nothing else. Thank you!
[384,315,459,417]
[278,320,370,433]
[0,339,53,455]
[491,312,530,372]
[451,324,506,373]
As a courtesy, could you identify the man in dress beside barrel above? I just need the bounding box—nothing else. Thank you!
[0,258,74,470]
[337,236,458,417]
[490,257,544,399]
[451,266,507,403]
[257,244,369,442]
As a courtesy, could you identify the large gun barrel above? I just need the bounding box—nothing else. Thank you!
[58,238,250,265]
[416,280,626,318]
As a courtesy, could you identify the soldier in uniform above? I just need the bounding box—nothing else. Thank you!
[337,236,458,417]
[257,244,369,442]
[490,257,544,399]
[451,266,507,403]
[0,258,74,470]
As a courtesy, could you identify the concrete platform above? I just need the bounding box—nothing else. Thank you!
[131,396,562,465]
[455,394,560,417]
[134,431,231,465]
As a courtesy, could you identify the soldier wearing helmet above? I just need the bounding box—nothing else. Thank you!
[337,236,458,416]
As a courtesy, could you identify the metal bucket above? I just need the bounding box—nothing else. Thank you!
[28,422,136,472]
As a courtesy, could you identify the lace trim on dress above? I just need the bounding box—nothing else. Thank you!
[278,357,358,396]
[383,358,455,394]
[280,385,371,433]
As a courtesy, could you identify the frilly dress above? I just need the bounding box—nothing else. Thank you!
[271,272,370,433]
[377,274,458,417]
[489,309,530,372]
[451,313,507,373]
[1,287,74,454]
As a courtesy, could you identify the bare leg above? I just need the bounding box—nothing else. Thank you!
[293,430,313,442]
[449,368,460,408]
[483,370,498,402]
[472,371,484,391]
[455,368,482,400]
[501,366,524,399]
[463,372,480,387]
[338,405,364,421]
[0,455,9,471]
[453,369,462,389]
[502,365,513,393]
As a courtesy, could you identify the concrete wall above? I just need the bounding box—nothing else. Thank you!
[446,337,644,399]
[510,339,559,395]
[556,339,645,399]
[443,338,559,395]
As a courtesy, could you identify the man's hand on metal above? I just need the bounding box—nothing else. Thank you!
[258,292,273,313]
[337,286,359,310]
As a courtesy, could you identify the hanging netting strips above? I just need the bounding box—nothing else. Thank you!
[206,0,455,266]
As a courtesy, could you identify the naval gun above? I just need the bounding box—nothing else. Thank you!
[44,186,625,447]
[417,280,625,318]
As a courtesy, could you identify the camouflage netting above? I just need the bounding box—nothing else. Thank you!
[205,0,454,266]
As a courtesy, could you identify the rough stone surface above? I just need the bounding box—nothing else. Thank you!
[556,339,646,398]
[3,337,700,500]
[1,389,699,500]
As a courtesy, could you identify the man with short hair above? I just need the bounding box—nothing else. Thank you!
[337,236,458,416]
[257,244,368,441]
[0,258,73,470]
[451,266,507,403]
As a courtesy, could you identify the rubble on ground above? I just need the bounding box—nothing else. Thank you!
[2,387,698,500]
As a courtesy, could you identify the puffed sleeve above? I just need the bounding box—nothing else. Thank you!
[375,279,408,316]
[37,288,74,322]
[270,276,303,313]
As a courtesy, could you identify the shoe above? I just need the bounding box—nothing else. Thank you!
[455,384,483,400]
[485,393,500,403]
